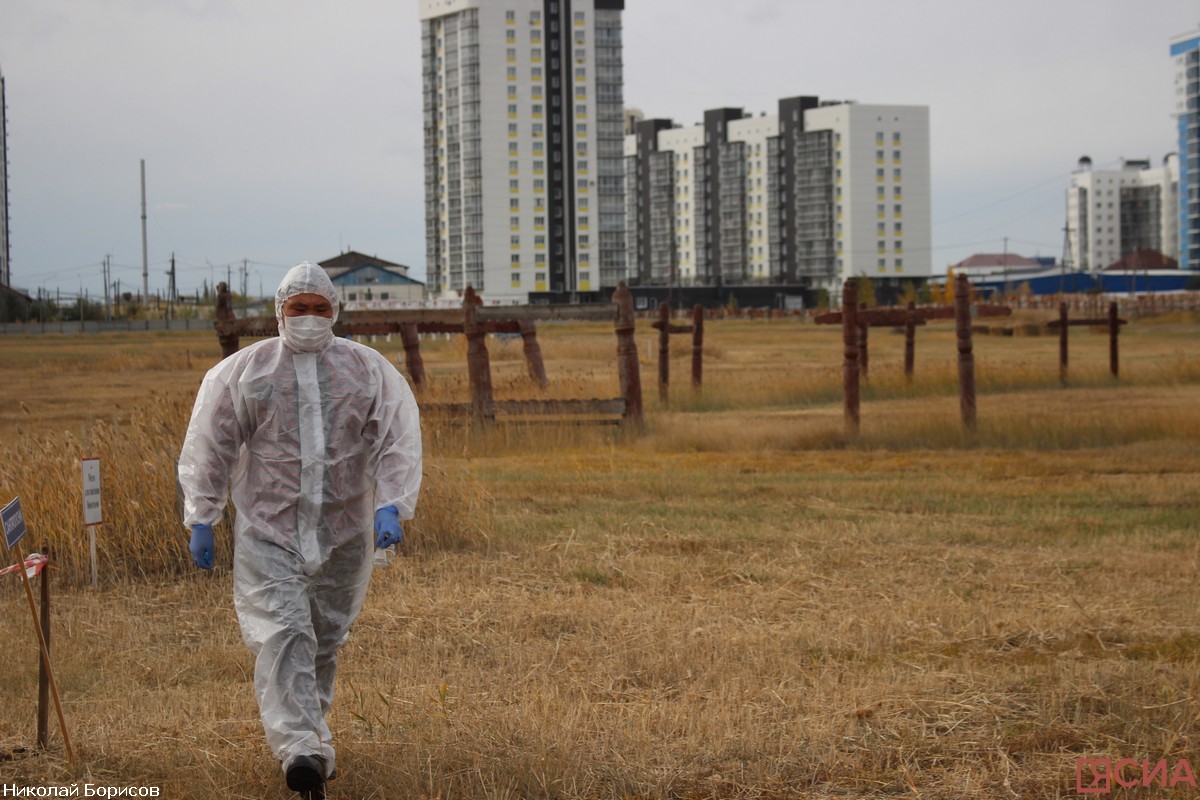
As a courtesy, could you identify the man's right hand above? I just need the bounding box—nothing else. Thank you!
[189,523,215,570]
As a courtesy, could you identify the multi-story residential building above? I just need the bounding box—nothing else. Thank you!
[419,0,626,304]
[1,65,10,288]
[1065,155,1179,272]
[624,97,931,298]
[1172,27,1199,271]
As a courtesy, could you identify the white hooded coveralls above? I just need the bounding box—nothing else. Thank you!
[177,263,422,777]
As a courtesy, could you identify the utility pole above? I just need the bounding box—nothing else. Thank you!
[166,253,177,322]
[241,259,248,315]
[140,160,149,305]
[102,255,112,322]
[1002,236,1009,299]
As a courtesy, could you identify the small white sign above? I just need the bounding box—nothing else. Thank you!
[81,459,103,526]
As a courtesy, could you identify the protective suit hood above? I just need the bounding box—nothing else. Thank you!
[276,262,340,352]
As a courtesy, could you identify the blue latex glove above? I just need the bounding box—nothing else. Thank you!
[374,506,403,549]
[190,523,214,570]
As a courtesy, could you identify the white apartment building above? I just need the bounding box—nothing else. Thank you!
[1172,27,1199,270]
[624,98,931,297]
[1066,155,1179,272]
[419,0,626,304]
[807,102,932,288]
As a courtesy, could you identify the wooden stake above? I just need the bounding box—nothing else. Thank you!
[841,279,860,437]
[14,545,73,764]
[37,547,50,750]
[955,274,977,433]
[657,302,670,404]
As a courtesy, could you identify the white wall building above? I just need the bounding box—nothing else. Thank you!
[419,0,626,304]
[805,102,932,288]
[1171,27,1199,270]
[624,98,931,297]
[1066,155,1179,272]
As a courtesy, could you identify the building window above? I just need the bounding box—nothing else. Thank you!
[510,216,519,227]
[510,198,519,210]
[505,10,515,22]
[893,168,902,181]
[511,254,520,265]
[348,293,357,301]
[506,30,515,42]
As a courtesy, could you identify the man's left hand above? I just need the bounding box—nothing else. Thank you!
[374,506,403,549]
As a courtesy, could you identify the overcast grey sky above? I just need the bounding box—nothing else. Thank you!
[0,0,1194,300]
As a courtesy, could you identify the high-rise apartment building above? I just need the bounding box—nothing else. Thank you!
[624,98,931,296]
[419,0,626,304]
[1,66,10,288]
[1065,156,1179,272]
[1171,27,1199,271]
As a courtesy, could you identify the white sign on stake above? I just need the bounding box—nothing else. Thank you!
[81,458,103,526]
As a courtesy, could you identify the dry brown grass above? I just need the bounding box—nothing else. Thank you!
[0,315,1198,798]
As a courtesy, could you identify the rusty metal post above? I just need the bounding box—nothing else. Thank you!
[858,309,869,381]
[842,279,860,437]
[399,323,425,389]
[657,301,670,404]
[463,286,494,424]
[518,319,549,390]
[1059,302,1069,383]
[691,304,703,390]
[1109,301,1119,378]
[955,274,977,433]
[37,547,50,750]
[904,301,916,382]
[216,281,239,357]
[614,283,644,428]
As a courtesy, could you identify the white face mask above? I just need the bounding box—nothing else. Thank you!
[281,314,334,352]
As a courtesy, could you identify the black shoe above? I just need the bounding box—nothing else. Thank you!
[286,755,326,799]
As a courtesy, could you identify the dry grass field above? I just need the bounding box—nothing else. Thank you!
[0,309,1199,799]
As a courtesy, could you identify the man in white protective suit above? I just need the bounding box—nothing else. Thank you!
[177,262,422,800]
